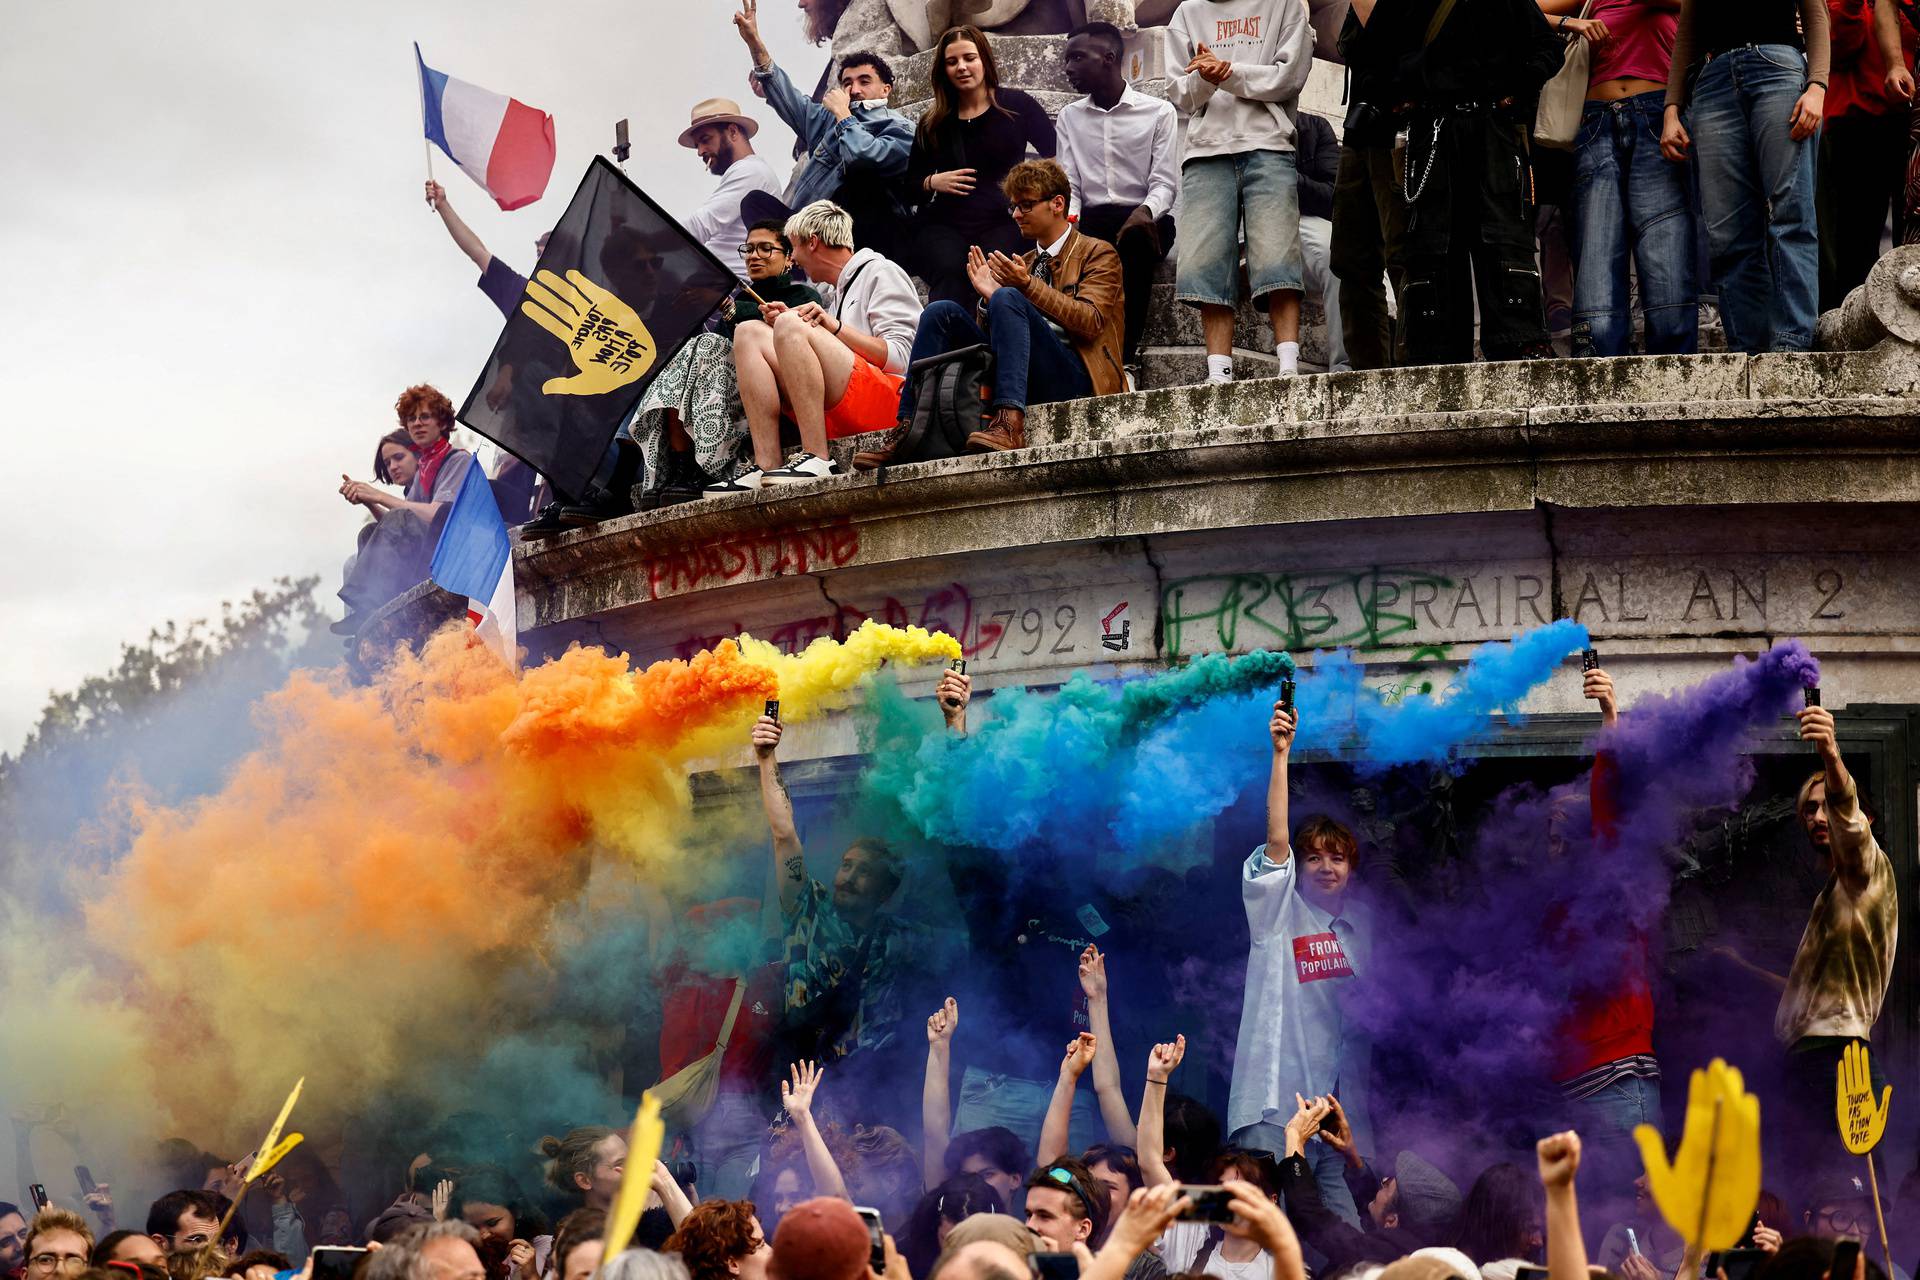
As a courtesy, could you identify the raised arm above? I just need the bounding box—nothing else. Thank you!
[426,181,493,272]
[649,1159,696,1228]
[923,997,959,1179]
[754,714,805,916]
[1039,1033,1098,1166]
[938,668,971,735]
[1136,1035,1185,1186]
[1079,945,1137,1146]
[783,1060,851,1201]
[1265,700,1297,857]
[1537,1132,1589,1280]
[1799,703,1871,893]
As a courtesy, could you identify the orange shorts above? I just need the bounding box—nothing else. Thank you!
[824,356,905,439]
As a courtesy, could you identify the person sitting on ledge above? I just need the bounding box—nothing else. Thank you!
[706,200,920,493]
[855,158,1124,468]
[334,385,473,635]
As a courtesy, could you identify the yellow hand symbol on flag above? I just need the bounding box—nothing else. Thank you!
[1633,1058,1761,1251]
[1837,1041,1891,1155]
[520,269,657,396]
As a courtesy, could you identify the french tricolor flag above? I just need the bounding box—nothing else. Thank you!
[429,459,519,671]
[415,43,556,212]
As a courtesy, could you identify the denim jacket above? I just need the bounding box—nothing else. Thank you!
[751,60,913,210]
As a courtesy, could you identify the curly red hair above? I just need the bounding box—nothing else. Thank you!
[394,384,455,433]
[664,1200,762,1280]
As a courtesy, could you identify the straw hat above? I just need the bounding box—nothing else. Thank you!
[679,97,760,148]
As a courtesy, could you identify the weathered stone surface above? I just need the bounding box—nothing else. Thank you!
[1816,244,1920,352]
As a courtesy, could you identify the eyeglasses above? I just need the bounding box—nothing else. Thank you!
[739,242,786,259]
[1815,1206,1871,1234]
[29,1255,89,1274]
[1006,198,1049,215]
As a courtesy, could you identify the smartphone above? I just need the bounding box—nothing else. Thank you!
[1280,677,1296,713]
[27,1185,48,1212]
[1805,686,1821,708]
[1029,1255,1079,1280]
[765,699,780,722]
[1716,1249,1768,1280]
[1581,648,1600,672]
[1182,1185,1236,1224]
[1830,1241,1860,1280]
[75,1166,98,1197]
[1626,1228,1641,1257]
[310,1247,370,1280]
[1516,1268,1549,1280]
[854,1206,885,1275]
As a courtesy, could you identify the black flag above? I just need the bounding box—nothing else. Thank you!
[458,156,739,499]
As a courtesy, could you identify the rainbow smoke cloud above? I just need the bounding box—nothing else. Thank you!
[5,621,956,1152]
[860,619,1591,853]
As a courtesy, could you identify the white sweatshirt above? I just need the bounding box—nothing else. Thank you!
[1167,0,1314,158]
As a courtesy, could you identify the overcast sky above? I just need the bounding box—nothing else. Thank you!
[0,2,831,752]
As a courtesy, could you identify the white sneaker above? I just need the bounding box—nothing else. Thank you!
[1205,372,1234,386]
[703,468,764,496]
[762,452,840,483]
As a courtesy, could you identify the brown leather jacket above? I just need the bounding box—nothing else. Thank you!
[1013,227,1127,397]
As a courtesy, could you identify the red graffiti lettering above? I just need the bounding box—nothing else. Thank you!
[639,518,862,600]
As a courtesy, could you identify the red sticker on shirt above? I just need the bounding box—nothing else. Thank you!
[1293,932,1354,983]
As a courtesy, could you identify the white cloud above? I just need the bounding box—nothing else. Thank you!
[0,0,831,750]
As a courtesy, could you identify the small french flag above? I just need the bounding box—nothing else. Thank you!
[415,43,555,212]
[429,460,519,671]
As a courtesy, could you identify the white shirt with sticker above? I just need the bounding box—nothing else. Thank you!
[1226,843,1373,1155]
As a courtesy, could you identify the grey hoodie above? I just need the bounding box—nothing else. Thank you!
[1167,0,1314,158]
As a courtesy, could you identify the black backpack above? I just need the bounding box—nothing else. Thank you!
[889,343,994,464]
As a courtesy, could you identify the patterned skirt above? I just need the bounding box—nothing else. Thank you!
[627,332,746,487]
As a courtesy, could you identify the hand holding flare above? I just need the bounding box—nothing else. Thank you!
[1632,1059,1760,1251]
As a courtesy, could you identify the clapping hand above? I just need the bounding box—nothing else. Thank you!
[986,250,1031,288]
[966,245,1000,300]
[1186,41,1232,85]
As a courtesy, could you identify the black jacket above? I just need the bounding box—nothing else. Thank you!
[1279,1153,1434,1272]
[1341,0,1565,111]
[1296,112,1338,222]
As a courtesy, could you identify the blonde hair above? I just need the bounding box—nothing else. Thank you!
[25,1209,93,1259]
[785,201,855,251]
[539,1127,616,1194]
[166,1245,230,1280]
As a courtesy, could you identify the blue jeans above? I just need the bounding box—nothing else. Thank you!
[897,293,1093,418]
[952,1066,1104,1162]
[1565,1071,1661,1223]
[1234,1121,1362,1228]
[1688,45,1819,352]
[1177,150,1305,305]
[693,1089,770,1202]
[1571,91,1699,356]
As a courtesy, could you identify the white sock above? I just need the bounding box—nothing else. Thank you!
[1206,354,1234,382]
[1277,341,1300,375]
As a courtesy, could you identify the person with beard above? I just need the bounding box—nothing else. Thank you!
[680,99,784,281]
[1773,694,1898,1167]
[2,1204,26,1280]
[1056,22,1179,384]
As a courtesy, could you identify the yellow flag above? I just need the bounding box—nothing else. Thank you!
[1837,1041,1892,1155]
[601,1092,666,1258]
[1634,1059,1761,1251]
[247,1134,305,1184]
[248,1079,306,1182]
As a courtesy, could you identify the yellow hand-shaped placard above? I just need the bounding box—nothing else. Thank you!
[1633,1058,1761,1251]
[601,1090,665,1258]
[1837,1041,1891,1155]
[247,1134,305,1183]
[249,1077,305,1180]
[521,269,657,397]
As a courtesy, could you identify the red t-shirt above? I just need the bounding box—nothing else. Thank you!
[659,961,784,1089]
[1550,750,1657,1082]
[1827,0,1920,120]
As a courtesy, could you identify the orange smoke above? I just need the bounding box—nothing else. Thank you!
[77,629,786,1145]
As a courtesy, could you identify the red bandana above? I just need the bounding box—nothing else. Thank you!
[414,436,452,497]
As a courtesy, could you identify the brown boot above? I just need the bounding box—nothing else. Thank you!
[852,421,911,472]
[965,406,1026,453]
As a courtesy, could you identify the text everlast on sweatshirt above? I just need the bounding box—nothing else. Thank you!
[1167,0,1314,157]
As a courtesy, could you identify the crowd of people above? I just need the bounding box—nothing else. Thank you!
[329,0,1920,623]
[6,659,1908,1280]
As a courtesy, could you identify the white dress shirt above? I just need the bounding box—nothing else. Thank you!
[1055,86,1180,219]
[684,152,783,280]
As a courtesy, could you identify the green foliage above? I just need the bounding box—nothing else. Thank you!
[2,577,327,780]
